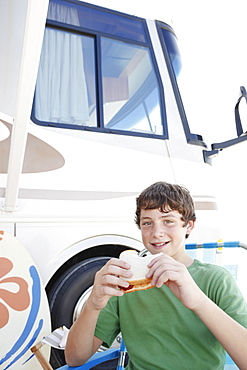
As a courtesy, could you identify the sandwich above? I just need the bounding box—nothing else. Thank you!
[119,250,163,293]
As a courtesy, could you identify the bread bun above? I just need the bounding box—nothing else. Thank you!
[119,250,162,293]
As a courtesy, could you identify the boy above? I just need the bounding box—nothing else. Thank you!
[65,182,247,369]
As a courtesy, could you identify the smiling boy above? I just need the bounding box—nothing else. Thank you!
[65,182,247,369]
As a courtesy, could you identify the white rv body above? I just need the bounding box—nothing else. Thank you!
[0,0,218,278]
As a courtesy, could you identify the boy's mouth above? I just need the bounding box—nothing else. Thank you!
[151,241,170,249]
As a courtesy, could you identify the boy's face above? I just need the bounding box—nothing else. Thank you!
[140,208,194,260]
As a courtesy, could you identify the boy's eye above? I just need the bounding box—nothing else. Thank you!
[164,220,173,224]
[142,221,152,226]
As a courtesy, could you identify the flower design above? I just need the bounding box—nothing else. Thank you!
[0,257,30,328]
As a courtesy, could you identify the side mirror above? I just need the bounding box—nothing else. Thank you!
[235,86,247,136]
[204,86,247,164]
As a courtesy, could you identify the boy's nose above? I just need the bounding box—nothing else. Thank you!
[152,224,165,237]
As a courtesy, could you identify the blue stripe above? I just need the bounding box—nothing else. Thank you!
[0,265,41,365]
[3,319,43,369]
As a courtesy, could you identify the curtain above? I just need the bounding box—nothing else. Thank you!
[35,2,89,124]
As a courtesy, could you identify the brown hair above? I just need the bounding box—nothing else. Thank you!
[135,182,196,229]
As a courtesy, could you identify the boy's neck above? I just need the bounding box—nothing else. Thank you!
[183,255,194,267]
[173,249,194,267]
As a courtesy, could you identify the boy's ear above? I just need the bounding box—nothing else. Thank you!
[186,220,195,235]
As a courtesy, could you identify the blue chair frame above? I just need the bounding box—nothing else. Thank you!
[57,339,237,370]
[185,240,247,251]
[58,338,127,370]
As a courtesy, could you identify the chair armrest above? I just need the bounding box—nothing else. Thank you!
[58,348,120,369]
[224,352,238,369]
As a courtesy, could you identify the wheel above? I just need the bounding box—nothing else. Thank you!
[47,256,120,369]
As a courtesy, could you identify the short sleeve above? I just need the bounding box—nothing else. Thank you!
[94,296,120,348]
[211,266,247,328]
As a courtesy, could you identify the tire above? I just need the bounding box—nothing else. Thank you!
[47,256,119,369]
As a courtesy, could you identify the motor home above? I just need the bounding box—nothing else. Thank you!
[1,1,247,368]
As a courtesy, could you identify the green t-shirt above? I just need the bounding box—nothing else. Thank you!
[95,259,247,369]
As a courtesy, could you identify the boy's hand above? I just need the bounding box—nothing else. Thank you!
[146,254,205,311]
[89,258,132,311]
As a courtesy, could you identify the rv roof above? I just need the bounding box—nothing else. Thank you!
[79,0,174,25]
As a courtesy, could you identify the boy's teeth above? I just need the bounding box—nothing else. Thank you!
[153,241,169,247]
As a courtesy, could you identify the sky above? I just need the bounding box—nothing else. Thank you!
[100,0,247,242]
[172,0,247,142]
[171,0,247,242]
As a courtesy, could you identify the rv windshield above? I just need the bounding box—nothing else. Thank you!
[157,21,205,146]
[158,25,182,78]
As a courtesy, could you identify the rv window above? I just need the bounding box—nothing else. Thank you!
[101,37,163,135]
[34,28,97,127]
[32,0,166,139]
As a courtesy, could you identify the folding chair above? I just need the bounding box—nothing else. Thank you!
[56,344,237,370]
[30,327,127,370]
[30,327,68,370]
[32,331,237,370]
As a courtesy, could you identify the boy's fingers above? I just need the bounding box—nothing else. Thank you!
[98,258,132,278]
